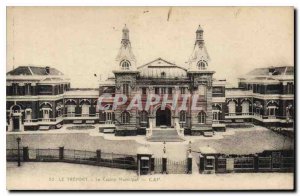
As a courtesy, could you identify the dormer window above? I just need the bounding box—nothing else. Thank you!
[197,60,207,70]
[121,60,131,70]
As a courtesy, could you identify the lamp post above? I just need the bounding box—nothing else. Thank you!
[17,137,21,167]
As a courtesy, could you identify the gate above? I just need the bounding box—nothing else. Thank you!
[153,158,163,174]
[216,157,227,173]
[167,159,187,174]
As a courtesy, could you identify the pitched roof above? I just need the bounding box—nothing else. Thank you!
[7,66,64,76]
[137,57,187,78]
[247,66,294,76]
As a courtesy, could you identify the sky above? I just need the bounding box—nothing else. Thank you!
[7,7,294,88]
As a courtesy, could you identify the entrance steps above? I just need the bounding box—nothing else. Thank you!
[147,127,185,142]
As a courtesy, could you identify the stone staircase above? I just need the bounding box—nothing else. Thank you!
[147,127,185,142]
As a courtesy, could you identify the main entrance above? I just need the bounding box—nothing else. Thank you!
[156,107,171,127]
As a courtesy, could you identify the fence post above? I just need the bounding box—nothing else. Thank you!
[187,153,193,174]
[162,156,167,174]
[215,156,218,173]
[23,147,29,161]
[151,157,155,173]
[59,147,64,160]
[199,154,205,174]
[254,154,259,172]
[96,150,101,164]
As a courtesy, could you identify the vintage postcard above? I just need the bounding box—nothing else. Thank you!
[6,6,294,190]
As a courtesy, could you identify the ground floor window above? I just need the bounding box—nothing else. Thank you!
[42,109,51,119]
[121,111,130,124]
[213,111,219,120]
[25,109,32,120]
[242,101,250,115]
[267,106,276,116]
[198,111,206,124]
[81,104,90,117]
[67,105,76,117]
[179,111,186,128]
[228,101,236,115]
[104,111,114,124]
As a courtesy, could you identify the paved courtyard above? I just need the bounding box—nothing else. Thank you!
[7,125,294,160]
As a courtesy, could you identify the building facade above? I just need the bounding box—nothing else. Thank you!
[6,25,294,136]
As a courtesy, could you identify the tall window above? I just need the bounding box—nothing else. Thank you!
[104,111,114,124]
[123,84,129,95]
[57,108,63,117]
[67,105,76,117]
[168,87,172,94]
[81,104,90,117]
[42,109,50,119]
[140,111,148,127]
[121,60,130,70]
[198,111,206,124]
[180,87,186,94]
[25,109,32,121]
[161,72,166,78]
[267,106,276,116]
[155,87,159,94]
[241,101,250,115]
[213,112,219,120]
[12,83,18,95]
[179,111,186,122]
[228,101,236,115]
[121,111,130,124]
[142,87,147,95]
[287,82,294,94]
[197,60,207,70]
[179,111,186,128]
[25,83,31,95]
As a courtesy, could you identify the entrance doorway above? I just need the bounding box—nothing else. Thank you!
[156,107,171,127]
[13,117,20,131]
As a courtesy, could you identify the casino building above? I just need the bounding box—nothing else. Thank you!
[6,25,294,137]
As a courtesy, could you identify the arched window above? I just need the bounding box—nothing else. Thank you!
[212,105,221,121]
[121,111,130,124]
[81,104,90,117]
[179,111,186,128]
[197,60,207,70]
[120,60,131,70]
[241,101,250,115]
[228,101,236,115]
[198,111,206,124]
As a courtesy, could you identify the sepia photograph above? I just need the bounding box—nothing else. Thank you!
[5,6,294,190]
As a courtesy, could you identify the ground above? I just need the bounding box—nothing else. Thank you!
[7,162,294,190]
[6,125,295,190]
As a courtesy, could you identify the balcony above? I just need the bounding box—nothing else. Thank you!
[225,113,253,119]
